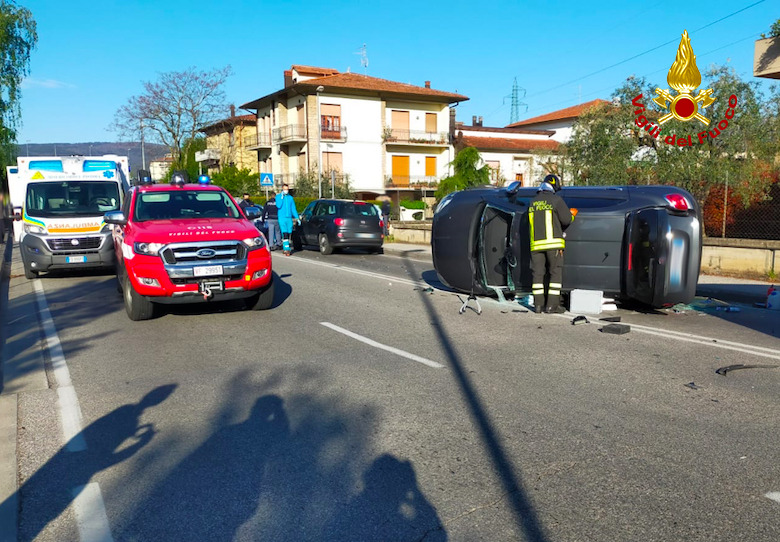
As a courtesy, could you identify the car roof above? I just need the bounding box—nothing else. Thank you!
[135,183,226,193]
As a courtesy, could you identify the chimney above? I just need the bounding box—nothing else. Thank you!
[424,80,431,89]
[478,116,483,126]
[230,104,236,118]
[472,115,477,125]
[449,108,456,137]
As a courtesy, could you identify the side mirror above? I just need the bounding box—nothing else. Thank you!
[104,210,127,225]
[505,181,522,195]
[12,207,21,221]
[244,206,260,219]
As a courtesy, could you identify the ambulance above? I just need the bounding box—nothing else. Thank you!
[9,155,130,278]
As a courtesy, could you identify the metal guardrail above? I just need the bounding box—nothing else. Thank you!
[320,125,347,141]
[273,124,307,142]
[244,133,272,148]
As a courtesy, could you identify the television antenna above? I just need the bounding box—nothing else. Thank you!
[355,43,369,73]
[503,77,528,124]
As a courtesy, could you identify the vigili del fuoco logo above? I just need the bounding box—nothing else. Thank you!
[631,30,737,147]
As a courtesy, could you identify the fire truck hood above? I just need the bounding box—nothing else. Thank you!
[131,218,260,242]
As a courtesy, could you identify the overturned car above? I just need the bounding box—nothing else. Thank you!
[432,182,702,308]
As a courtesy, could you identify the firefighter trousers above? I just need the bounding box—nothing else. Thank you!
[531,249,563,311]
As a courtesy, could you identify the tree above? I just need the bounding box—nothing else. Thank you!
[435,147,490,199]
[211,165,259,196]
[0,1,37,170]
[111,66,231,169]
[291,169,353,199]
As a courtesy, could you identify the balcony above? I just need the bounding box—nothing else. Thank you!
[320,125,348,142]
[244,132,272,149]
[382,128,449,146]
[195,148,220,165]
[385,175,440,189]
[754,36,780,79]
[273,124,307,143]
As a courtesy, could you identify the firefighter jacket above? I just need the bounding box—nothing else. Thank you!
[528,191,574,252]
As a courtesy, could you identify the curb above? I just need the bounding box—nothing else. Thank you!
[381,245,432,263]
[0,240,17,542]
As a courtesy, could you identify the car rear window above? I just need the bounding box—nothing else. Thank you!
[343,203,378,217]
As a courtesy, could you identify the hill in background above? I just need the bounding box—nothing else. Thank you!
[15,142,170,174]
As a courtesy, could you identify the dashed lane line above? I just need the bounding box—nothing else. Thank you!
[321,322,444,368]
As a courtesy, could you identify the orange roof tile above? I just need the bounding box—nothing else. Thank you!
[460,136,559,152]
[298,72,468,101]
[199,113,256,133]
[507,99,610,128]
[291,65,339,76]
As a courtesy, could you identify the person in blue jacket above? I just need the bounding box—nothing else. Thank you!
[275,184,299,255]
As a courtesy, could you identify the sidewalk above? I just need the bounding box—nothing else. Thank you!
[382,242,776,307]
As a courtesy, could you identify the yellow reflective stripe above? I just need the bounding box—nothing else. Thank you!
[549,282,562,288]
[545,209,553,240]
[532,240,565,250]
[548,289,561,295]
[532,283,544,289]
[529,210,535,242]
[532,289,544,294]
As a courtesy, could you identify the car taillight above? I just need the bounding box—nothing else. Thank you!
[665,194,689,211]
[379,219,384,230]
[334,218,345,226]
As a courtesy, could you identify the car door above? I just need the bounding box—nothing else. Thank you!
[299,202,316,244]
[307,201,329,243]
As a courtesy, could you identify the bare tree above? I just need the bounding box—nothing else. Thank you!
[111,66,232,165]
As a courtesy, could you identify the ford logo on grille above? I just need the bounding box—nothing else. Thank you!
[196,248,216,259]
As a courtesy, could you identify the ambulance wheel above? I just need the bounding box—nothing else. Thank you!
[123,276,155,321]
[24,265,38,280]
[319,234,333,255]
[245,279,275,311]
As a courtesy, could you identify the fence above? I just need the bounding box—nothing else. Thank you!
[702,182,780,240]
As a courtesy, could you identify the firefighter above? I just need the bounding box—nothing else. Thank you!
[528,174,577,313]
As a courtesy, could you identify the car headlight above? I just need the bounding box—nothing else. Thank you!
[100,223,112,233]
[23,223,47,235]
[243,235,267,250]
[133,242,165,256]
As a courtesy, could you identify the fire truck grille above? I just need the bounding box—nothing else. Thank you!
[46,236,103,252]
[161,241,246,265]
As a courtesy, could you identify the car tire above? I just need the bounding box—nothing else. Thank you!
[123,275,155,321]
[245,279,275,311]
[115,263,124,293]
[24,265,38,280]
[319,234,333,255]
[292,231,303,251]
[371,246,383,254]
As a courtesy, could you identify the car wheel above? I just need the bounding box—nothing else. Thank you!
[370,246,383,254]
[292,231,303,251]
[319,234,333,255]
[24,265,38,280]
[123,275,155,321]
[245,279,275,311]
[115,263,124,293]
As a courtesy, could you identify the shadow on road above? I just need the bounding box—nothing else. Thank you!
[0,384,176,541]
[116,370,445,541]
[402,256,550,542]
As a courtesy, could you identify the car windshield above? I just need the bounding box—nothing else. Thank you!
[343,203,379,217]
[25,181,121,218]
[134,190,241,221]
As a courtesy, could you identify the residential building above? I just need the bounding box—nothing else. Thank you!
[754,35,780,79]
[506,99,610,143]
[148,154,174,181]
[239,65,467,199]
[197,106,258,174]
[453,115,559,187]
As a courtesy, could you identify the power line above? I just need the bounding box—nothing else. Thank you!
[524,0,766,100]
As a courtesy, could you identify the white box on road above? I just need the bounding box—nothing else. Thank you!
[569,289,603,314]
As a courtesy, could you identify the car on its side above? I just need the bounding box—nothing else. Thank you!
[432,182,702,308]
[294,199,384,255]
[104,176,273,320]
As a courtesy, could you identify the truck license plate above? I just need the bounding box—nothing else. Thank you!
[194,265,223,277]
[66,256,86,263]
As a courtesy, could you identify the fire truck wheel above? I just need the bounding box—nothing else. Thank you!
[124,276,155,321]
[245,279,275,311]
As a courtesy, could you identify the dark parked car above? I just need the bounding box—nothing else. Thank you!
[432,182,702,308]
[294,199,384,255]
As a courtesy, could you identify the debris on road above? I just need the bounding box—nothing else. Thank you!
[600,323,630,335]
[715,364,779,376]
[571,315,589,325]
[684,382,701,390]
[600,316,621,322]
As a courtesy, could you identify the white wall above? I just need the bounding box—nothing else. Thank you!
[385,101,447,133]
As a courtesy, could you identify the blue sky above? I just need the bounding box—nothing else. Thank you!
[18,0,778,144]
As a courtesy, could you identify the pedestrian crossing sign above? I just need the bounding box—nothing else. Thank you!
[260,173,274,187]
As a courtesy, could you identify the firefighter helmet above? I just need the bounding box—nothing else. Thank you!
[543,174,562,192]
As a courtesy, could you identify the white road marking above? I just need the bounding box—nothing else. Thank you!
[766,491,780,505]
[32,280,86,451]
[290,257,780,361]
[321,322,444,368]
[72,484,114,542]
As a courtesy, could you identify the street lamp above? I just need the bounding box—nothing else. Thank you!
[315,85,324,199]
[89,144,93,156]
[140,119,146,170]
[25,140,30,156]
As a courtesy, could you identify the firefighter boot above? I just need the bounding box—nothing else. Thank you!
[545,295,565,314]
[534,295,545,314]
